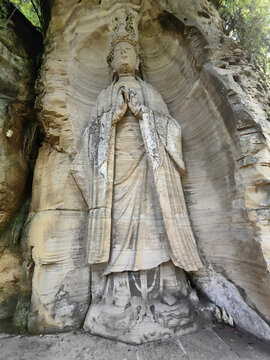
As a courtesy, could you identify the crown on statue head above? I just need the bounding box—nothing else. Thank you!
[107,11,142,64]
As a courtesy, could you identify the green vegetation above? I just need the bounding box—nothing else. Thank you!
[0,200,30,248]
[3,0,269,75]
[9,0,43,29]
[215,0,270,75]
[0,0,10,28]
[5,0,269,75]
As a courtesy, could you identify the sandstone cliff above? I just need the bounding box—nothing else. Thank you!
[0,0,42,330]
[0,0,270,342]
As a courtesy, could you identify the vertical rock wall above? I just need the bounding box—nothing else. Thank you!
[0,1,42,329]
[1,0,269,341]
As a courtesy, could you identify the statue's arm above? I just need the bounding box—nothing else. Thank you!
[70,86,111,206]
[150,110,186,175]
[163,114,186,175]
[127,82,186,175]
[139,84,186,175]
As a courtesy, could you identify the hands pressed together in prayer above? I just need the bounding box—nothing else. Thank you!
[112,86,143,125]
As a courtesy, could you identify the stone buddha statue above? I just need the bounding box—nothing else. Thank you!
[72,12,204,344]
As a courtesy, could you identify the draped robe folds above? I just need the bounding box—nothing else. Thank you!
[71,79,203,273]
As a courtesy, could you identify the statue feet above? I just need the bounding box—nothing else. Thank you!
[83,296,202,344]
[84,263,210,343]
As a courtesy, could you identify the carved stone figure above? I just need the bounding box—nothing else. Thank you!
[71,11,204,344]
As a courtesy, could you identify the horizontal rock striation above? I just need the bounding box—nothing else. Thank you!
[24,0,270,341]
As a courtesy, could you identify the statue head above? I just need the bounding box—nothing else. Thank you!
[107,11,143,77]
[110,41,139,76]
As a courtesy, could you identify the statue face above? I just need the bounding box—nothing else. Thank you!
[112,41,138,75]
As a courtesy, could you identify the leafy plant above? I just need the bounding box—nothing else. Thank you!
[215,0,270,75]
[8,0,43,29]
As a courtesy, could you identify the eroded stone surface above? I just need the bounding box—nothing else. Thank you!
[0,2,42,324]
[27,210,90,332]
[0,246,21,326]
[1,326,270,360]
[2,0,269,342]
[30,9,207,342]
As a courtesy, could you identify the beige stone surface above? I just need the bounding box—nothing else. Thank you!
[30,9,206,342]
[25,0,270,342]
[1,326,270,360]
[28,210,90,332]
[30,143,87,212]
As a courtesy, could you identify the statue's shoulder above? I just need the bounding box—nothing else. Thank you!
[95,84,113,115]
[140,79,159,95]
[96,84,112,102]
[139,79,169,115]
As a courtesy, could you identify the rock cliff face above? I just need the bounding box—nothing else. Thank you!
[1,0,270,342]
[0,1,42,328]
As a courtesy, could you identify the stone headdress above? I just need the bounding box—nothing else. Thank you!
[107,11,143,65]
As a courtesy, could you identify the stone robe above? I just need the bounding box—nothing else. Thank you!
[71,79,203,273]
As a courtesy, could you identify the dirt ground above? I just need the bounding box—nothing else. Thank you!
[0,325,270,360]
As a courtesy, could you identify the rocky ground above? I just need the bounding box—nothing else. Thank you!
[0,325,270,360]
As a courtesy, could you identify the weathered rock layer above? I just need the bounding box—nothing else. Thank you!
[1,0,270,342]
[0,1,42,327]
